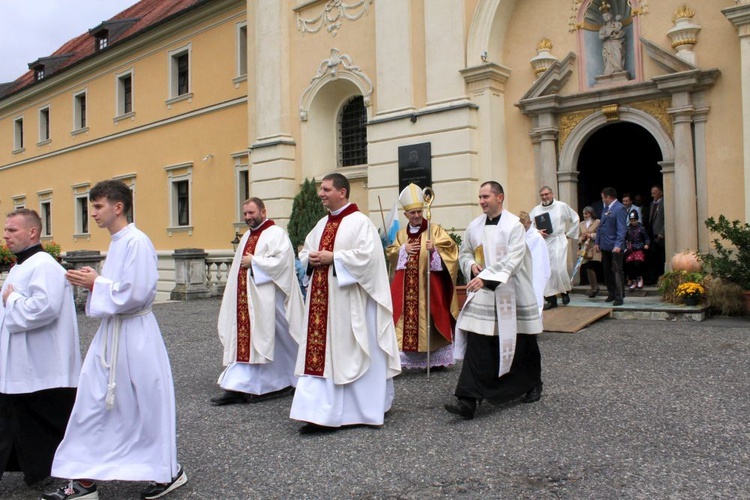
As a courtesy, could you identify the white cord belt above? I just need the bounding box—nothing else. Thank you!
[100,307,152,410]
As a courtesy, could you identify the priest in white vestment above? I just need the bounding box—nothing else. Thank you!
[290,173,401,433]
[445,182,544,420]
[0,209,80,487]
[529,186,579,310]
[519,211,552,317]
[213,197,304,406]
[46,180,186,500]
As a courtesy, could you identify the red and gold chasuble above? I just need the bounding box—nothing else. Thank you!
[304,204,359,376]
[401,221,427,351]
[235,219,275,362]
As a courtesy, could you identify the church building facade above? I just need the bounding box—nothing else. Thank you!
[1,0,748,292]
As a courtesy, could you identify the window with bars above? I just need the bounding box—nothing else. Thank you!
[338,96,367,167]
[175,180,190,226]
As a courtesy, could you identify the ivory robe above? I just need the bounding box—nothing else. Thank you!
[290,206,401,427]
[525,226,551,317]
[530,200,580,296]
[52,224,179,483]
[0,249,80,485]
[216,223,304,394]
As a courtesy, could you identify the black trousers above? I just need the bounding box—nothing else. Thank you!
[601,249,625,300]
[455,332,541,405]
[0,388,76,485]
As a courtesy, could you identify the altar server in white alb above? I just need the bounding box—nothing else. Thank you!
[519,211,551,317]
[445,182,544,421]
[212,197,304,406]
[529,186,579,310]
[44,180,186,500]
[290,173,401,433]
[0,209,80,488]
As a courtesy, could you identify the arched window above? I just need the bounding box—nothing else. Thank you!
[338,96,367,167]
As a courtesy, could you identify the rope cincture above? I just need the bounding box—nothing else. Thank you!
[100,307,152,410]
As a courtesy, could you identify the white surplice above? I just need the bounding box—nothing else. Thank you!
[216,224,304,394]
[51,224,178,483]
[0,252,80,394]
[525,226,551,317]
[290,205,400,427]
[454,211,543,376]
[530,200,580,296]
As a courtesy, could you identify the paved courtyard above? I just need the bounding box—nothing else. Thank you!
[1,298,748,499]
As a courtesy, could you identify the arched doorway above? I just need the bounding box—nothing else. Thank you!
[577,122,662,217]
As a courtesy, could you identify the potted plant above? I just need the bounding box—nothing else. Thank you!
[0,244,16,273]
[675,281,704,306]
[43,241,62,262]
[701,215,750,312]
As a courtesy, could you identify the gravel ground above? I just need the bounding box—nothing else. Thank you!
[1,298,748,499]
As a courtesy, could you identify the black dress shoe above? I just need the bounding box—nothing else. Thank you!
[588,288,599,298]
[444,398,476,420]
[521,384,543,403]
[210,390,249,406]
[613,298,624,306]
[543,301,557,311]
[562,293,570,305]
[247,386,295,403]
[604,296,615,302]
[299,423,338,434]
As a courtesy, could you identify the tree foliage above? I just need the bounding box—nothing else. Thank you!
[701,215,750,290]
[287,178,327,253]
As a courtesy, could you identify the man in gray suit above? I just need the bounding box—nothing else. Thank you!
[647,185,665,284]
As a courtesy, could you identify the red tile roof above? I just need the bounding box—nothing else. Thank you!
[1,0,205,100]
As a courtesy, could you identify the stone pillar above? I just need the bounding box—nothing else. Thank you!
[64,250,106,311]
[374,0,414,115]
[460,63,511,190]
[171,248,211,300]
[529,112,559,190]
[659,160,676,270]
[424,0,467,106]
[723,3,750,222]
[692,93,710,253]
[250,0,296,223]
[668,92,698,253]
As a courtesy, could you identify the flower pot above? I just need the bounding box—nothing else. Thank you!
[683,296,700,306]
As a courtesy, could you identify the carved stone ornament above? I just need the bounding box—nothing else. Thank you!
[296,0,373,37]
[667,5,701,65]
[630,99,673,138]
[601,103,620,121]
[530,38,559,78]
[569,0,649,32]
[299,48,373,121]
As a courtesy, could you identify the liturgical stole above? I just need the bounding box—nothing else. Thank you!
[235,219,275,362]
[304,204,359,376]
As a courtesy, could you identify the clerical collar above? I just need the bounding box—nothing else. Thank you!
[485,213,502,225]
[329,203,351,216]
[14,243,45,265]
[249,218,270,232]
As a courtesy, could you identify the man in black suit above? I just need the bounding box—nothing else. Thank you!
[647,185,665,284]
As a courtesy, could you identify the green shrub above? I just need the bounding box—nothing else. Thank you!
[287,178,327,254]
[701,215,750,290]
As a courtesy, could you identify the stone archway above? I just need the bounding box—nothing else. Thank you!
[558,106,674,214]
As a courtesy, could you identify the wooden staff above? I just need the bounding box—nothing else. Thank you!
[422,187,435,379]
